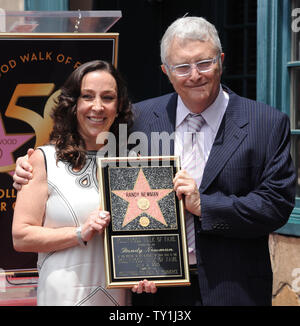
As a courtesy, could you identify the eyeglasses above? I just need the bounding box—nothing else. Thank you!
[166,54,220,77]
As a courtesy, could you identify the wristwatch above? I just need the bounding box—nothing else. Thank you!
[76,226,87,247]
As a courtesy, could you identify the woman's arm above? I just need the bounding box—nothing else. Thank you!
[12,149,110,253]
[12,149,76,252]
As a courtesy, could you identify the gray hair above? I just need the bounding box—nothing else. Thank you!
[160,16,222,65]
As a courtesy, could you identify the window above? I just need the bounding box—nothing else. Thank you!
[257,0,300,235]
[291,0,300,198]
[288,0,300,235]
[220,0,257,100]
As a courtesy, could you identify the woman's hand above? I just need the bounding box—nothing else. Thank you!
[131,279,157,294]
[80,210,111,242]
[173,170,201,216]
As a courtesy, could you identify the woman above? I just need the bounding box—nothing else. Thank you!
[12,60,155,306]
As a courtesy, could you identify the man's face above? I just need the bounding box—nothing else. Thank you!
[162,37,224,113]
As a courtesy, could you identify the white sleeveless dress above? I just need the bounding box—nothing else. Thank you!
[36,145,130,306]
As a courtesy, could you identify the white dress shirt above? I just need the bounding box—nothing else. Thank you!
[175,86,229,264]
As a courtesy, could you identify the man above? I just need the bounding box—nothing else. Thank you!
[13,17,296,306]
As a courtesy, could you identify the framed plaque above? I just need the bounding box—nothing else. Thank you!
[97,156,190,288]
[0,31,118,271]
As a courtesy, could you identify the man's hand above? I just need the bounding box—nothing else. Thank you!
[13,148,34,191]
[173,170,201,216]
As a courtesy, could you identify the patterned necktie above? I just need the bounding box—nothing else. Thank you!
[182,113,205,260]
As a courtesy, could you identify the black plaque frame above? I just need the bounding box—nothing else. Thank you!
[97,156,190,289]
[0,32,118,271]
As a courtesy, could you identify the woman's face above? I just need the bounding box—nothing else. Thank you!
[76,70,118,150]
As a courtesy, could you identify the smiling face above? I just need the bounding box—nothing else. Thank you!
[162,37,224,113]
[76,70,118,150]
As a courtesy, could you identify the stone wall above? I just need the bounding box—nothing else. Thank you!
[0,0,24,10]
[269,233,300,306]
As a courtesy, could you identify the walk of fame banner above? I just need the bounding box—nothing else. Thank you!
[98,156,190,288]
[0,33,118,271]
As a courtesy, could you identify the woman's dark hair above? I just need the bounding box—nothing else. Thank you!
[49,60,133,169]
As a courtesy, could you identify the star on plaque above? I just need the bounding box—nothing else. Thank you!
[111,168,173,227]
[0,113,34,173]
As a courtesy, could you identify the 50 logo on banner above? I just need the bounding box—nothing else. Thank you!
[0,83,59,173]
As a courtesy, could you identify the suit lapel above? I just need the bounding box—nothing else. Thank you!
[200,90,249,192]
[144,89,248,192]
[148,93,177,155]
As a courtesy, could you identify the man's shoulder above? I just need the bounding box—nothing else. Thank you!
[131,93,177,131]
[226,86,287,121]
[133,92,177,110]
